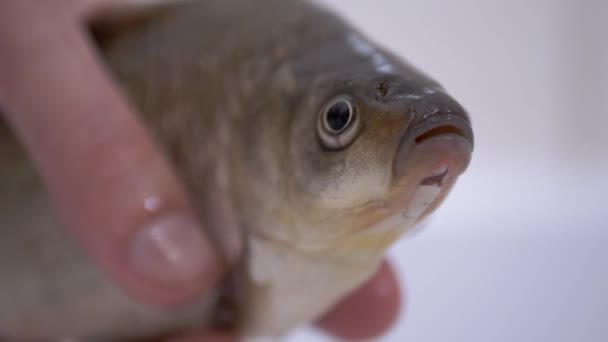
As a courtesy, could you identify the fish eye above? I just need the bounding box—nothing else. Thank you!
[326,100,352,132]
[317,95,360,149]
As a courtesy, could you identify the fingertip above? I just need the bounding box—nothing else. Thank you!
[315,260,402,340]
[128,215,218,290]
[112,213,224,307]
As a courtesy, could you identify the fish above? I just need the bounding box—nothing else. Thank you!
[0,0,474,340]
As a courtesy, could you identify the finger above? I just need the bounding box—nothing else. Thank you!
[0,11,221,306]
[315,260,402,340]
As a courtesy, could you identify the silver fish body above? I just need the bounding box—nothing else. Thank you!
[0,0,473,340]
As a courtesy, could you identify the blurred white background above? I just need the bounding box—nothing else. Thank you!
[290,0,608,341]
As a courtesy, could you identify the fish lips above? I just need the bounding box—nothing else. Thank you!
[393,114,474,188]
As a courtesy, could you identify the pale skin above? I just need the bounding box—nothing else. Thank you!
[0,0,400,340]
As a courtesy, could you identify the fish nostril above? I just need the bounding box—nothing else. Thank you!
[415,125,465,144]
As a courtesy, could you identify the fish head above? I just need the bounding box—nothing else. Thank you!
[282,71,474,258]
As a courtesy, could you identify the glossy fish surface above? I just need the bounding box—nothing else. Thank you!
[0,0,474,340]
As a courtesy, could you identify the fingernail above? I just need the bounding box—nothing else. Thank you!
[129,214,213,286]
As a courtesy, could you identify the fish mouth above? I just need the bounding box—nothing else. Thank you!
[393,115,473,185]
[412,115,474,148]
[414,124,470,145]
[376,116,473,235]
[410,116,474,186]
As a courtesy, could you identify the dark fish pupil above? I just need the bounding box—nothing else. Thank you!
[326,101,351,132]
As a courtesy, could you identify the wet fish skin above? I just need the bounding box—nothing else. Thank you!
[0,0,473,340]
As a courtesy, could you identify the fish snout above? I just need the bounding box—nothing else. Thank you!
[393,91,474,185]
[410,90,473,145]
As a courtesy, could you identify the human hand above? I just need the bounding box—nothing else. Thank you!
[0,1,401,340]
